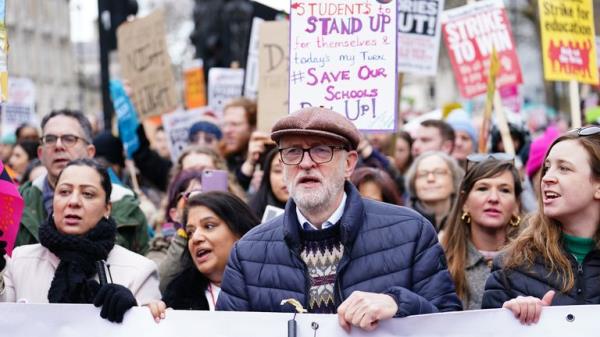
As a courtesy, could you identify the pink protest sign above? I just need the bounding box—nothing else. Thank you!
[0,161,24,256]
[441,0,522,99]
[289,1,398,131]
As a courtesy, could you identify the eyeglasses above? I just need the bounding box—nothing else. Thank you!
[569,126,600,137]
[465,152,514,172]
[40,134,88,147]
[416,168,450,180]
[278,145,346,165]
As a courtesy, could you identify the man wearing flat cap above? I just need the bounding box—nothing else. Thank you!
[217,107,461,330]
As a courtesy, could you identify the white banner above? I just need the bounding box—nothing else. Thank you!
[288,1,398,131]
[0,303,598,337]
[397,0,445,76]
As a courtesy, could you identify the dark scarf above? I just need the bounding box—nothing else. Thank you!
[162,266,210,311]
[39,214,117,304]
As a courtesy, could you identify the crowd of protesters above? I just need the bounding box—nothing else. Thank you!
[0,97,599,330]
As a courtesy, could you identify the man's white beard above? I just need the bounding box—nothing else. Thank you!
[290,170,345,215]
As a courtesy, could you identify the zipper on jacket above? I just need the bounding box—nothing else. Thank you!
[572,254,585,304]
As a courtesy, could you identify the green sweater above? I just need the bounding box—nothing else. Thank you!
[562,232,595,264]
[17,174,149,255]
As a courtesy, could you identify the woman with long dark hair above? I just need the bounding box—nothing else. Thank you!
[482,127,600,324]
[441,156,522,309]
[148,191,259,321]
[248,148,288,219]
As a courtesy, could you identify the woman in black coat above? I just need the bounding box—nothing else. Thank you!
[147,191,259,320]
[482,128,600,324]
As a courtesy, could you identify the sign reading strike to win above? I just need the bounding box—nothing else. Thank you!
[441,0,522,99]
[289,1,397,131]
[539,0,598,84]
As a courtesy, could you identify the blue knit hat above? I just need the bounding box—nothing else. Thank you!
[188,120,222,142]
[447,109,478,147]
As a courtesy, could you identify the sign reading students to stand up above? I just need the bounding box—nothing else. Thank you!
[288,1,398,131]
[441,0,522,99]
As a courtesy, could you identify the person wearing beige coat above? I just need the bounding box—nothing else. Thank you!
[1,243,160,305]
[0,158,160,323]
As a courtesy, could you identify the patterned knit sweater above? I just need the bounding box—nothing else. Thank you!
[299,224,344,314]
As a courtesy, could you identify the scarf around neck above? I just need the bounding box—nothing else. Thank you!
[39,214,117,304]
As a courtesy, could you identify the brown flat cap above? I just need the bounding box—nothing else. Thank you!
[271,107,360,150]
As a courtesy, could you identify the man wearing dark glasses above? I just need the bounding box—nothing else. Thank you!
[217,107,461,330]
[16,109,149,255]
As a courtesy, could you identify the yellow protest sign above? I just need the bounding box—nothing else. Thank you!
[539,0,598,84]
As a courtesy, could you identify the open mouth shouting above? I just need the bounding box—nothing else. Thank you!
[542,190,560,204]
[63,214,83,226]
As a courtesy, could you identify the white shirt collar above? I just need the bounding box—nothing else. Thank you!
[296,192,347,231]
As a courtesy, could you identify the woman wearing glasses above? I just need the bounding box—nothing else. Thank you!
[441,155,522,310]
[147,191,259,321]
[482,127,600,324]
[405,151,464,231]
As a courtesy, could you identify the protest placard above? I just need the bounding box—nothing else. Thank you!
[0,77,37,138]
[244,17,264,100]
[207,67,244,119]
[0,162,23,256]
[539,0,598,84]
[441,0,522,99]
[257,20,289,133]
[161,107,212,162]
[289,1,398,131]
[110,80,140,158]
[397,0,444,76]
[2,303,600,337]
[117,10,179,118]
[183,59,207,109]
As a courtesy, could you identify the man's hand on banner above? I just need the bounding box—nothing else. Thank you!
[502,290,555,325]
[337,291,398,332]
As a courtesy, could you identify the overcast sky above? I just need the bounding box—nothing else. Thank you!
[69,0,288,42]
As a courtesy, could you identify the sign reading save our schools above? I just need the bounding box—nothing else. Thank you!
[539,0,598,84]
[288,1,397,131]
[397,0,445,76]
[441,0,522,99]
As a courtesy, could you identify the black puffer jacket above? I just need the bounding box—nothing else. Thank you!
[482,249,600,308]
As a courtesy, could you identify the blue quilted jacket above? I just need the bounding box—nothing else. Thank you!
[216,182,462,316]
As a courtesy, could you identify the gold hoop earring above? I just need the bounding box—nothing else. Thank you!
[461,211,471,224]
[510,215,521,227]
